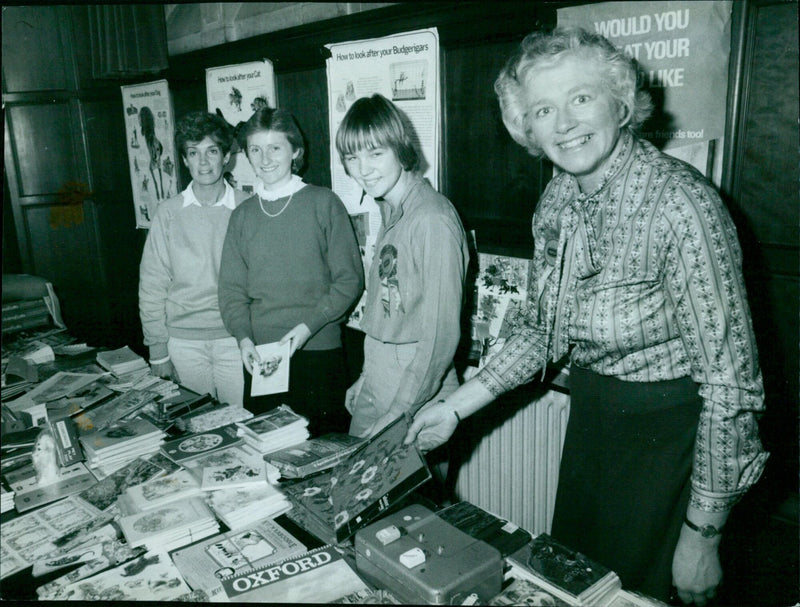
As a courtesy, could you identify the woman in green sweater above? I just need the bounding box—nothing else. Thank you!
[218,108,364,436]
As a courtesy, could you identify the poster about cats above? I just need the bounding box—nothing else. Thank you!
[120,79,179,229]
[206,60,277,193]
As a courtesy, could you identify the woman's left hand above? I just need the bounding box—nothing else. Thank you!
[281,323,311,356]
[671,527,723,605]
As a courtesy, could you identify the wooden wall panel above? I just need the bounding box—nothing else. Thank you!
[6,103,83,198]
[81,98,135,196]
[277,68,331,188]
[1,6,71,93]
[443,41,549,255]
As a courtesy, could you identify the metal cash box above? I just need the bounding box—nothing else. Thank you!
[354,503,503,605]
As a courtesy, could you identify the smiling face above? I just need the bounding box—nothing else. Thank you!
[182,136,229,187]
[342,145,405,205]
[523,53,627,193]
[246,129,299,190]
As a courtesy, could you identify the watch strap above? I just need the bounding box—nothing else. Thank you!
[684,516,724,538]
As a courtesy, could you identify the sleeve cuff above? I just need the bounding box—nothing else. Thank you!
[148,343,169,360]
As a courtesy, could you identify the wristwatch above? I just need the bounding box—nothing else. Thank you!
[684,516,724,538]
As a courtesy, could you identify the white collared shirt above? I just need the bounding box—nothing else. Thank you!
[181,180,237,209]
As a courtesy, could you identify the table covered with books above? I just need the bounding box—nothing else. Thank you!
[1,329,665,606]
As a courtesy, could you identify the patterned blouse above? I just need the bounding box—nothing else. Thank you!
[476,131,768,512]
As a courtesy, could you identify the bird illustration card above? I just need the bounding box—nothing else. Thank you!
[250,341,290,397]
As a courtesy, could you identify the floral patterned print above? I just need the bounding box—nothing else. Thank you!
[477,131,768,511]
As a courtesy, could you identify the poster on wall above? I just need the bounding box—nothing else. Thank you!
[121,80,179,229]
[325,28,441,328]
[206,60,277,194]
[558,1,732,183]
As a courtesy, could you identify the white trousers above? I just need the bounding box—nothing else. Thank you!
[167,335,244,406]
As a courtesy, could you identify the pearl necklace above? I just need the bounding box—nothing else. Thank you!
[258,191,294,217]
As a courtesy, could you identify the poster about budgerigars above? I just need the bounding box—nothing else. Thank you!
[121,79,179,229]
[206,60,277,194]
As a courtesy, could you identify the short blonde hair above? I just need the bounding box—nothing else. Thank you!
[495,27,653,157]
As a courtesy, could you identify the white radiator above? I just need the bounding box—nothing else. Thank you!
[453,388,570,536]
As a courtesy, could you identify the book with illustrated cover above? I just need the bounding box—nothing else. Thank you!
[56,550,192,601]
[236,404,310,454]
[181,443,280,484]
[44,382,114,420]
[11,463,98,513]
[507,534,621,606]
[76,456,168,512]
[72,388,158,434]
[206,483,291,530]
[489,575,573,606]
[266,433,365,478]
[122,468,202,511]
[219,544,370,603]
[95,346,148,375]
[79,416,164,457]
[201,461,266,490]
[283,415,431,544]
[160,423,242,463]
[118,497,218,551]
[250,340,291,396]
[170,517,307,599]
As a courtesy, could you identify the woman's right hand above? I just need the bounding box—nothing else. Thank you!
[345,375,365,414]
[404,398,459,452]
[239,337,260,375]
[151,360,180,383]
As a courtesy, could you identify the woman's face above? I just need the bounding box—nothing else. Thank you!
[182,136,229,187]
[523,53,626,193]
[246,130,299,190]
[342,145,403,203]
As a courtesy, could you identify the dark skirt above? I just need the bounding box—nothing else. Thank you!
[550,365,702,602]
[243,347,351,437]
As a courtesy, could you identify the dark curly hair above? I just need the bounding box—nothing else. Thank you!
[175,111,235,158]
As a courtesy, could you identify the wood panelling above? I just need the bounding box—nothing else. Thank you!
[81,97,135,196]
[277,68,332,188]
[1,5,71,92]
[6,103,83,197]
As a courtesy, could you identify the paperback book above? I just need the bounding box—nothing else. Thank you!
[206,482,292,530]
[160,422,242,464]
[170,517,307,599]
[219,544,370,603]
[235,404,310,454]
[507,534,621,607]
[121,468,203,512]
[181,443,280,485]
[76,456,169,512]
[284,415,431,544]
[250,340,291,396]
[55,550,192,601]
[72,388,158,434]
[266,432,365,478]
[95,346,148,375]
[118,496,219,552]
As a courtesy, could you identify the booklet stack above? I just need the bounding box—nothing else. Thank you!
[235,405,310,454]
[95,346,148,376]
[206,482,292,530]
[266,432,365,479]
[507,534,622,607]
[160,423,243,465]
[118,496,219,553]
[283,415,431,545]
[117,468,204,514]
[1,483,14,513]
[170,517,308,600]
[79,417,166,478]
[179,443,280,488]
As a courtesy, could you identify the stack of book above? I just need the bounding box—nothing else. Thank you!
[206,482,292,530]
[1,482,14,513]
[180,443,280,486]
[2,298,51,335]
[79,417,166,478]
[117,469,204,514]
[118,497,219,553]
[160,423,242,465]
[175,402,253,434]
[235,405,310,454]
[170,518,308,600]
[72,389,159,435]
[95,346,148,376]
[507,534,622,607]
[266,433,365,479]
